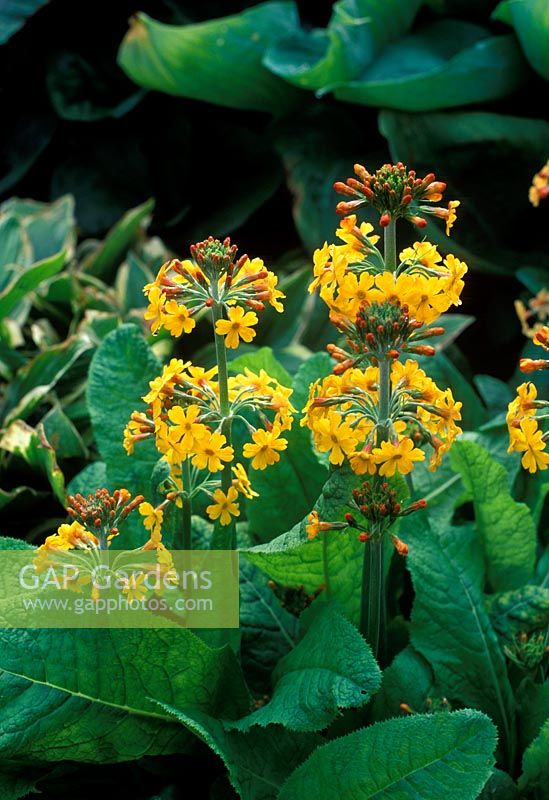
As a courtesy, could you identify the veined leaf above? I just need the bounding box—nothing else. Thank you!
[451,440,536,591]
[228,604,381,731]
[158,706,321,800]
[487,585,549,639]
[118,4,300,114]
[0,628,249,763]
[407,516,516,761]
[278,710,497,800]
[493,0,549,79]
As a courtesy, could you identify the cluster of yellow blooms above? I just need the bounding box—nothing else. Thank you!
[125,237,293,531]
[303,162,464,545]
[507,326,549,473]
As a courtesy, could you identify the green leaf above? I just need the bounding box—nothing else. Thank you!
[87,324,161,545]
[41,404,87,460]
[157,706,321,800]
[229,604,381,731]
[244,464,364,622]
[0,766,43,800]
[67,461,108,496]
[371,645,435,721]
[81,199,154,280]
[228,346,292,387]
[407,516,516,760]
[118,4,300,114]
[0,628,249,763]
[493,0,549,79]
[487,585,549,638]
[477,769,518,799]
[244,353,330,542]
[263,0,422,90]
[333,21,525,110]
[240,558,299,695]
[519,718,549,795]
[451,440,536,591]
[474,375,514,415]
[0,0,49,45]
[417,350,485,430]
[0,421,65,503]
[517,679,549,751]
[0,250,65,319]
[279,710,497,800]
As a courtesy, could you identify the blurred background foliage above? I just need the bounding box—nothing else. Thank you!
[1,0,548,538]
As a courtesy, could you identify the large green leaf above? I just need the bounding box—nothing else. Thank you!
[264,0,422,90]
[487,585,549,638]
[0,628,249,763]
[333,21,525,111]
[407,516,516,762]
[519,718,549,796]
[494,0,549,79]
[451,440,536,591]
[158,706,321,800]
[244,465,365,622]
[229,604,381,731]
[371,645,435,721]
[278,710,497,800]
[81,199,154,279]
[87,324,161,545]
[244,353,330,542]
[118,3,300,114]
[0,0,49,45]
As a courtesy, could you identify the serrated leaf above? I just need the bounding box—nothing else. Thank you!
[451,440,536,591]
[157,706,321,800]
[493,0,549,79]
[87,324,161,547]
[0,628,249,763]
[118,4,300,114]
[407,515,516,761]
[279,710,497,800]
[229,604,381,731]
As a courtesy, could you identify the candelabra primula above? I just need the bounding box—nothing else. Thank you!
[304,162,465,658]
[507,325,549,473]
[124,237,294,548]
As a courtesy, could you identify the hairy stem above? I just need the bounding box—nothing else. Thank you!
[384,220,397,272]
[181,458,192,550]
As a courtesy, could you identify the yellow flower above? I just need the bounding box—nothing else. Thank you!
[372,437,425,476]
[368,271,420,309]
[215,306,258,348]
[313,410,360,466]
[231,463,259,499]
[445,200,460,235]
[515,418,549,473]
[167,404,207,451]
[191,431,234,472]
[123,572,148,603]
[206,487,240,526]
[139,502,164,536]
[442,254,467,305]
[349,448,377,475]
[412,276,451,325]
[529,160,549,207]
[143,286,166,334]
[336,215,380,249]
[163,300,196,337]
[391,359,426,390]
[399,241,441,270]
[243,426,288,470]
[335,271,375,318]
[306,510,322,540]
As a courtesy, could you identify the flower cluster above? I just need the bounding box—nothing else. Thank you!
[143,236,284,343]
[507,326,549,473]
[127,237,295,535]
[334,161,459,231]
[529,160,549,207]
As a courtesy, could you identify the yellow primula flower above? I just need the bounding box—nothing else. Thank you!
[445,200,460,235]
[399,241,441,271]
[215,306,258,349]
[122,572,148,603]
[243,426,288,470]
[139,502,164,537]
[515,418,549,473]
[372,437,425,476]
[167,405,207,452]
[312,410,360,466]
[191,431,234,473]
[336,214,380,250]
[231,463,259,499]
[442,254,467,306]
[349,448,377,475]
[163,300,196,337]
[206,487,240,526]
[143,285,166,334]
[412,276,451,325]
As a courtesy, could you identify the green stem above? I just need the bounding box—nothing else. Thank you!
[211,301,236,549]
[360,537,385,663]
[181,458,192,550]
[384,220,397,272]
